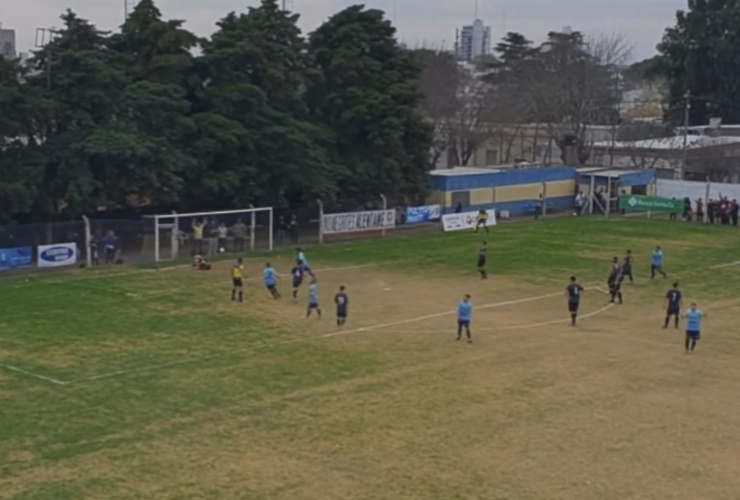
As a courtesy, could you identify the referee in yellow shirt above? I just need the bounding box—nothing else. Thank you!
[475,209,489,233]
[231,258,244,302]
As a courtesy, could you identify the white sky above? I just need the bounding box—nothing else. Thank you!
[4,0,686,60]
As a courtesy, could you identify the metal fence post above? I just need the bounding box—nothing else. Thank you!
[705,181,711,223]
[541,182,547,218]
[317,199,324,245]
[154,215,160,263]
[380,194,387,237]
[82,215,91,268]
[171,210,179,260]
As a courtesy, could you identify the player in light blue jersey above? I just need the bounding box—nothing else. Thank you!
[296,247,315,278]
[651,245,667,279]
[682,303,706,353]
[305,278,322,318]
[263,262,281,299]
[456,294,473,343]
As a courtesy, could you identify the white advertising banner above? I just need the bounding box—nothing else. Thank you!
[37,242,78,268]
[322,209,396,235]
[441,209,497,232]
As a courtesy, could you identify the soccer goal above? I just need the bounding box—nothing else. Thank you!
[149,207,273,262]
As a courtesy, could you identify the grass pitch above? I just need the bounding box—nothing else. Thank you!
[2,217,740,499]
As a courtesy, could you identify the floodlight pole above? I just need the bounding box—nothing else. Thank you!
[154,215,160,263]
[171,210,178,259]
[82,215,91,268]
[680,91,690,180]
[380,194,387,237]
[317,199,324,245]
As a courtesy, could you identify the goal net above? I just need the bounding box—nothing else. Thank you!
[149,207,273,262]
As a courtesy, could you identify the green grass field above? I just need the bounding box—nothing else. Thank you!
[2,216,740,499]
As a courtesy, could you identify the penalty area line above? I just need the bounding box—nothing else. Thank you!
[65,289,566,385]
[0,363,68,385]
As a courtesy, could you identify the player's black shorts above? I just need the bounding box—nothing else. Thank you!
[308,302,319,309]
[458,320,470,328]
[568,300,579,313]
[336,309,347,318]
[232,278,243,287]
[477,257,486,267]
[686,330,700,339]
[292,280,302,289]
[667,306,680,316]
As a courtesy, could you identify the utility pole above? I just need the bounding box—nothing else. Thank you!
[680,91,691,180]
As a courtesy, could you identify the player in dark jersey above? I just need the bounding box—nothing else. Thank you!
[477,241,488,279]
[608,257,623,304]
[664,282,683,329]
[335,285,349,328]
[565,276,584,326]
[622,250,634,283]
[290,260,305,302]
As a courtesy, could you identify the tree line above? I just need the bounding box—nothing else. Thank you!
[0,0,432,222]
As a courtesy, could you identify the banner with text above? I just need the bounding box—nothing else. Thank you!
[406,204,441,224]
[322,209,396,235]
[441,209,497,232]
[619,195,683,213]
[37,242,78,268]
[0,247,33,272]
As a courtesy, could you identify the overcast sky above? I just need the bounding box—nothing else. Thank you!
[5,0,686,60]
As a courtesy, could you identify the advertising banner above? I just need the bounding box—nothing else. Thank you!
[619,195,683,213]
[322,210,396,235]
[37,242,77,268]
[406,205,442,224]
[441,209,497,232]
[0,247,33,272]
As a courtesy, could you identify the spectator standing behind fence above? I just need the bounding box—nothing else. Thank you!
[707,199,716,224]
[696,198,704,223]
[207,218,218,255]
[89,238,99,266]
[233,219,247,252]
[669,198,678,221]
[192,220,205,255]
[574,192,585,216]
[683,197,692,221]
[289,215,299,244]
[732,200,740,226]
[104,231,117,264]
[276,216,287,245]
[455,202,463,213]
[534,194,543,220]
[217,222,228,252]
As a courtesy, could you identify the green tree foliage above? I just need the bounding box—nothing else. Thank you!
[0,0,433,221]
[307,6,432,202]
[657,0,740,124]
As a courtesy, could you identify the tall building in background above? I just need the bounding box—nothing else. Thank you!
[0,23,17,59]
[456,19,491,62]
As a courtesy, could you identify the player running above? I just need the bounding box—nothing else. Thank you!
[664,282,683,329]
[231,258,244,302]
[335,285,349,328]
[608,257,623,304]
[456,294,473,343]
[290,259,305,302]
[477,241,488,279]
[305,278,322,319]
[682,303,706,353]
[623,250,634,283]
[263,262,281,299]
[565,276,584,326]
[651,246,668,279]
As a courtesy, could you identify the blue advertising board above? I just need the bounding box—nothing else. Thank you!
[0,246,33,272]
[406,205,442,224]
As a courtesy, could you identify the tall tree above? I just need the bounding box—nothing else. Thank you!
[189,0,335,209]
[416,49,458,168]
[657,0,740,125]
[307,5,432,202]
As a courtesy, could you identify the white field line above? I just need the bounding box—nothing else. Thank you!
[708,261,740,270]
[0,363,68,385]
[473,302,615,333]
[63,289,567,385]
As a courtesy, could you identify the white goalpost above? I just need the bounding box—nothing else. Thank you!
[148,207,273,262]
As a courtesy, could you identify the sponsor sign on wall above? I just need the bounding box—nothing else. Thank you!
[321,210,396,235]
[441,209,497,232]
[0,247,32,272]
[37,242,77,268]
[406,205,442,224]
